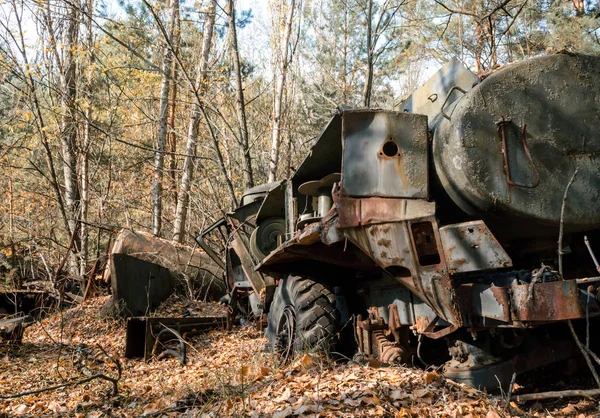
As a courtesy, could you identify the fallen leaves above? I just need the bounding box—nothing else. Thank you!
[0,295,596,417]
[47,400,68,413]
[425,370,439,384]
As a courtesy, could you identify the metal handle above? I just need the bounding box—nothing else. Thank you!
[440,86,467,120]
[496,120,540,189]
[195,218,227,270]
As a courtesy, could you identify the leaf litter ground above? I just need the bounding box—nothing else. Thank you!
[1,296,598,417]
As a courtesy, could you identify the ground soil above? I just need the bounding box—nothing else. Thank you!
[1,296,599,417]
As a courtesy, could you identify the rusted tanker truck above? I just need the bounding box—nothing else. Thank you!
[197,53,600,389]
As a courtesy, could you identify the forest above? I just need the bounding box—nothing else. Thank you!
[1,0,600,416]
[0,0,598,282]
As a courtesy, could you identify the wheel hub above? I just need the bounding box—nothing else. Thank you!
[276,306,296,363]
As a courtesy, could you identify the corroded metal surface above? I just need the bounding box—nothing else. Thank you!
[110,229,224,282]
[457,279,600,323]
[443,338,576,390]
[510,280,599,322]
[433,53,600,235]
[0,315,33,342]
[230,233,268,293]
[336,196,435,228]
[342,215,463,330]
[257,215,376,271]
[341,110,429,198]
[125,316,226,361]
[439,221,512,274]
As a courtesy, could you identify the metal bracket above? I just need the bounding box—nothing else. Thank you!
[419,315,459,339]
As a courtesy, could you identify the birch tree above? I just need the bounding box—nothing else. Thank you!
[268,0,299,183]
[44,0,83,276]
[227,0,254,190]
[80,0,95,277]
[172,0,217,243]
[363,0,374,107]
[152,0,178,236]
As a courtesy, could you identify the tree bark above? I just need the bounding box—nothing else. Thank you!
[168,3,181,203]
[342,1,348,104]
[268,0,297,183]
[80,0,95,278]
[362,0,373,107]
[61,0,82,277]
[152,0,178,237]
[172,0,217,243]
[227,0,254,190]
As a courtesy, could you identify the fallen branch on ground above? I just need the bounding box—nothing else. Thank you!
[0,344,122,399]
[514,388,600,402]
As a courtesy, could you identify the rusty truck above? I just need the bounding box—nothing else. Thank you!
[197,53,600,390]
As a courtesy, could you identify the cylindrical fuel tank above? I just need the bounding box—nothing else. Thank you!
[433,53,600,237]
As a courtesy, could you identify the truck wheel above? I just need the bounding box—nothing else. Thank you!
[266,275,339,363]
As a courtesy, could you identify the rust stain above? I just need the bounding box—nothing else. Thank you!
[377,238,391,247]
[510,280,597,322]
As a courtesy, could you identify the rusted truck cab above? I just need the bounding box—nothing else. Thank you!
[201,53,600,389]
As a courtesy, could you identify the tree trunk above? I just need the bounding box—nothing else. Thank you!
[268,0,297,183]
[61,0,82,277]
[475,20,485,73]
[168,3,181,203]
[152,0,178,237]
[227,0,254,190]
[172,0,217,243]
[342,2,348,104]
[16,0,71,245]
[80,0,95,278]
[362,0,373,107]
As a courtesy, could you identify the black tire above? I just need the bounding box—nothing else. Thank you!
[266,274,340,362]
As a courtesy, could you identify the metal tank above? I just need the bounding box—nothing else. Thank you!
[433,53,600,238]
[198,53,600,391]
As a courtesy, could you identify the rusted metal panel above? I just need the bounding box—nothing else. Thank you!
[108,229,224,281]
[0,315,33,342]
[125,316,226,361]
[110,254,177,317]
[240,181,283,207]
[342,212,463,330]
[255,181,286,223]
[439,221,513,274]
[400,58,478,121]
[456,283,511,322]
[258,218,377,271]
[320,210,344,245]
[510,280,599,322]
[457,279,600,324]
[336,196,435,228]
[292,113,343,186]
[443,339,576,391]
[341,110,429,199]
